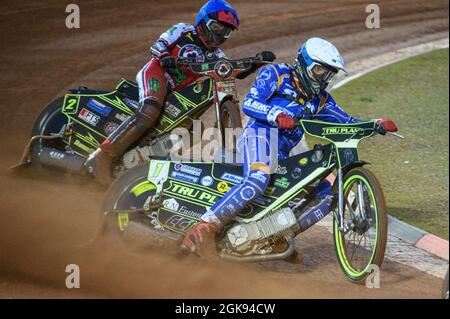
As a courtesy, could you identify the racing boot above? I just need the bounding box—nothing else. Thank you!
[180,220,222,256]
[298,194,335,232]
[86,99,162,187]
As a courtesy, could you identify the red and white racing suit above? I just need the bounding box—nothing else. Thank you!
[136,22,225,106]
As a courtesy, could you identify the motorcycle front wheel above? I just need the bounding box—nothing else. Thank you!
[100,163,178,251]
[333,167,388,283]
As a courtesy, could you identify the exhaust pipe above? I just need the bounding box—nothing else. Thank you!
[38,147,87,175]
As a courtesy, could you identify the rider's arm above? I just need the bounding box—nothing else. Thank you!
[242,66,285,125]
[314,92,361,123]
[150,23,194,59]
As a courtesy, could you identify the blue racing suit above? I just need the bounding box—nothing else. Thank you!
[202,63,361,225]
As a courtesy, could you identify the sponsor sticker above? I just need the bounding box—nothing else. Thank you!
[49,150,65,160]
[201,176,214,187]
[115,113,131,122]
[86,99,112,117]
[78,108,100,126]
[171,171,199,184]
[291,167,302,179]
[123,98,140,110]
[174,163,202,177]
[274,177,290,189]
[168,183,218,204]
[249,171,269,184]
[163,198,180,211]
[104,122,119,136]
[299,157,309,166]
[214,61,233,79]
[165,103,182,117]
[217,181,231,193]
[205,50,215,60]
[179,44,205,61]
[322,127,363,135]
[220,172,243,184]
[275,165,287,175]
[178,206,203,219]
[240,186,256,201]
[148,77,161,93]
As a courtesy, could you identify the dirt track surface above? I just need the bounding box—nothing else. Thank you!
[0,0,448,298]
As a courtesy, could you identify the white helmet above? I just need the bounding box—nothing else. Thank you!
[292,37,346,99]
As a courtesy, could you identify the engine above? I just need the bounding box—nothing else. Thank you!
[225,208,299,254]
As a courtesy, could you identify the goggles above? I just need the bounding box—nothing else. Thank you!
[206,19,233,39]
[307,63,336,83]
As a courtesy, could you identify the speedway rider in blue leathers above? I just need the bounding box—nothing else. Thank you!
[181,38,398,254]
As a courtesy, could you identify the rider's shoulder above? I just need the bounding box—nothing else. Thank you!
[166,23,195,35]
[258,63,289,80]
[276,63,292,74]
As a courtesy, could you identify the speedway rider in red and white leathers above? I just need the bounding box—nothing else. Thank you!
[181,37,398,254]
[87,0,274,185]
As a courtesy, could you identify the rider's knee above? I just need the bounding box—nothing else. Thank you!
[136,98,163,128]
[249,162,271,175]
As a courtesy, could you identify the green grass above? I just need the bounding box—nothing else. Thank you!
[329,48,449,239]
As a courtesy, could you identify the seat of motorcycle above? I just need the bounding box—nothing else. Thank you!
[69,87,108,94]
[116,78,139,100]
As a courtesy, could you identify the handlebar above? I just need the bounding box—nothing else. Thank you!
[387,131,404,139]
[292,118,403,139]
[176,55,272,66]
[175,55,273,78]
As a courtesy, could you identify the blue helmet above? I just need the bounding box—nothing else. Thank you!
[195,0,240,48]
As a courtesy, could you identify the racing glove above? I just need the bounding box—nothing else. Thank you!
[276,113,296,129]
[256,51,276,62]
[159,53,177,69]
[237,51,277,80]
[376,119,398,135]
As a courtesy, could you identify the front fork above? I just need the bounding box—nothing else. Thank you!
[213,81,223,142]
[336,168,345,232]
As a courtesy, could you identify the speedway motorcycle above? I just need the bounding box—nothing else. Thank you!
[101,117,403,283]
[14,56,266,178]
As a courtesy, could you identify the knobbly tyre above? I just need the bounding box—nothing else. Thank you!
[13,55,269,179]
[101,117,404,283]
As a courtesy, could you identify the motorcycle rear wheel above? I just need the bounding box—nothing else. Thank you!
[333,167,388,283]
